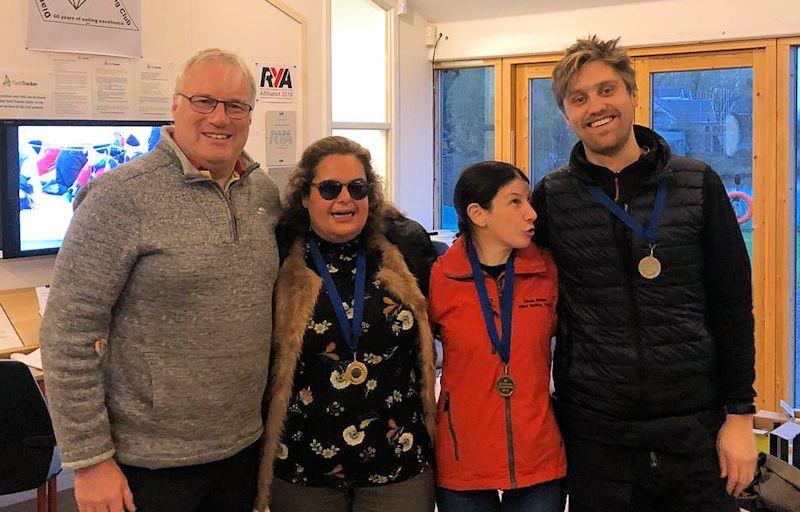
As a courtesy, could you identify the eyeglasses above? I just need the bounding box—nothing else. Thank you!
[176,93,253,119]
[310,179,370,200]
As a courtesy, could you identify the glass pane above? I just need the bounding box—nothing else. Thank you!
[652,68,754,261]
[529,78,578,186]
[795,50,800,406]
[332,128,387,187]
[438,66,495,230]
[331,0,387,123]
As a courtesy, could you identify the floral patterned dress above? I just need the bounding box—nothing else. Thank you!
[273,235,433,488]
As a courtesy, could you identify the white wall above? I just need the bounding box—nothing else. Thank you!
[430,0,800,60]
[394,9,434,229]
[0,0,327,290]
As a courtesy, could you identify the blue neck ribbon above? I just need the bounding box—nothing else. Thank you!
[466,240,515,365]
[585,180,668,245]
[307,235,366,352]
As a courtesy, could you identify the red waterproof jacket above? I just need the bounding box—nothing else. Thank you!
[429,237,566,491]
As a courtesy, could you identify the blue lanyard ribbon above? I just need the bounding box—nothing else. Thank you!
[308,235,366,352]
[586,180,668,245]
[466,241,515,365]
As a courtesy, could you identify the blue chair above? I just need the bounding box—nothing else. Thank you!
[0,360,61,498]
[431,240,449,256]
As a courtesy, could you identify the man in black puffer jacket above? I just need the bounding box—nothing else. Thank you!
[531,36,757,512]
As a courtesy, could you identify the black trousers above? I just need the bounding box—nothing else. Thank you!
[119,442,259,512]
[564,435,739,512]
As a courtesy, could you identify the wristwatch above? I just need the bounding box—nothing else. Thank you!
[723,403,756,415]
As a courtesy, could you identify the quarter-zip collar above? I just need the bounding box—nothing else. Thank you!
[568,125,673,204]
[157,125,260,185]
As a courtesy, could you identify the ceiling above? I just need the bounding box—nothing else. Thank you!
[410,0,648,23]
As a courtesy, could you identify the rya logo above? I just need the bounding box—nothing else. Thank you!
[260,67,293,89]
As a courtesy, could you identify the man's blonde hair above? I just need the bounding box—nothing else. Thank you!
[175,48,256,104]
[551,35,636,112]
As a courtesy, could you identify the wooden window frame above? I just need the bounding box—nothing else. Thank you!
[490,37,800,409]
[432,59,501,229]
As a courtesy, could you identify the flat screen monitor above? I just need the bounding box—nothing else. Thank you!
[0,119,169,258]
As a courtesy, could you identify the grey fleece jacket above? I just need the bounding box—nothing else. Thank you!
[40,127,280,470]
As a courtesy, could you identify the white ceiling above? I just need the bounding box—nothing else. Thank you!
[410,0,648,23]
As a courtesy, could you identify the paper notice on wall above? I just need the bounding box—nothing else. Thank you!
[136,60,174,118]
[0,69,54,118]
[93,58,133,118]
[27,0,143,58]
[52,55,93,117]
[0,305,23,351]
[266,110,297,166]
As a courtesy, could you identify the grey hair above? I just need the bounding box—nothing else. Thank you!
[174,48,256,104]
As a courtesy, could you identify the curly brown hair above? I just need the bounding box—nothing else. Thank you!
[551,35,636,113]
[279,136,387,242]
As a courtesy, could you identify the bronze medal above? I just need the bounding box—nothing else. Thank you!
[638,245,662,279]
[495,374,516,398]
[345,360,368,385]
[638,256,661,279]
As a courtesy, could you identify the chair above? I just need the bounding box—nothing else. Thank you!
[431,240,450,256]
[0,359,61,510]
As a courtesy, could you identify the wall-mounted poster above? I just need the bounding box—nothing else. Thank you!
[265,110,297,166]
[27,0,143,58]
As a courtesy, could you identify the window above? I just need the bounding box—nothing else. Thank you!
[508,42,796,408]
[792,45,800,405]
[330,0,391,187]
[528,77,577,185]
[651,68,754,259]
[435,65,496,230]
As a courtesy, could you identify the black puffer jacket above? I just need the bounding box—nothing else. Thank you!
[531,126,755,434]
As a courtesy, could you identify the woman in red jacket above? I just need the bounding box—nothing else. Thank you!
[429,161,566,512]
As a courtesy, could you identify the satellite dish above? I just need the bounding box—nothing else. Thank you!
[724,114,740,158]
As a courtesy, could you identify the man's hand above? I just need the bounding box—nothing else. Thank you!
[74,458,136,512]
[716,414,757,497]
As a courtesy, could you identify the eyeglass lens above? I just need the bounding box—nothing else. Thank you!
[316,180,369,200]
[183,95,251,119]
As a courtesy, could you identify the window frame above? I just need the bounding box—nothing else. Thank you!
[330,0,395,195]
[432,59,501,229]
[501,38,800,409]
[777,38,800,406]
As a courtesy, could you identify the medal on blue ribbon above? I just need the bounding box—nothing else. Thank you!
[308,235,368,385]
[586,180,668,280]
[467,241,517,398]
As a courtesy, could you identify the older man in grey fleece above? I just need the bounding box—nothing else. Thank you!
[40,48,280,512]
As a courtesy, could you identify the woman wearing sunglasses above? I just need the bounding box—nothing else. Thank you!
[255,136,438,512]
[428,161,566,512]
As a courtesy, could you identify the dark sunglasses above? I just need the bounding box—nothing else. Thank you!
[310,179,369,200]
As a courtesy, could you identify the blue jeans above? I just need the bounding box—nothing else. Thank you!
[436,479,565,512]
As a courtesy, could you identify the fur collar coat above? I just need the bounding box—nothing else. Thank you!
[254,231,437,511]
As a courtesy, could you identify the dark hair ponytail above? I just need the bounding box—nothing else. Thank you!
[453,160,529,241]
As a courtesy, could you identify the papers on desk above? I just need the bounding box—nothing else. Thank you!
[36,285,50,317]
[0,303,24,351]
[10,347,43,370]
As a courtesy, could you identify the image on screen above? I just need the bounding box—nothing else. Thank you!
[16,125,162,252]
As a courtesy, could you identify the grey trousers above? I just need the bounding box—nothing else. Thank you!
[269,470,435,512]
